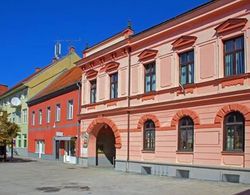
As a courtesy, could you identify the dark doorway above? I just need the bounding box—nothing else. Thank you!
[55,141,60,160]
[96,126,116,167]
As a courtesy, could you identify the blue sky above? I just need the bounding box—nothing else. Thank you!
[0,0,208,88]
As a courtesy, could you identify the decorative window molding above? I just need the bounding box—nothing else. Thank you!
[214,104,250,124]
[105,61,120,74]
[172,36,197,49]
[137,114,160,130]
[215,18,248,34]
[138,49,158,62]
[171,109,200,127]
[86,69,98,80]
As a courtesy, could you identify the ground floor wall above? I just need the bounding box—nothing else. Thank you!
[28,124,79,163]
[79,98,250,183]
[115,160,250,184]
[15,147,28,157]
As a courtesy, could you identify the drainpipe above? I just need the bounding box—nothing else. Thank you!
[76,81,81,163]
[126,45,132,172]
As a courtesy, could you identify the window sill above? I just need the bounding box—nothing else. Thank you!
[142,91,156,97]
[106,101,117,107]
[141,150,155,153]
[221,76,245,88]
[82,97,127,108]
[176,151,193,154]
[221,151,244,156]
[177,83,195,95]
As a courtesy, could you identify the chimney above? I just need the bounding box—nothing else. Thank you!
[69,46,75,53]
[35,67,41,72]
[0,84,8,95]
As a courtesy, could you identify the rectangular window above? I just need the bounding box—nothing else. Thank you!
[23,134,27,148]
[35,140,45,154]
[16,110,21,123]
[110,72,118,99]
[56,104,61,122]
[46,107,51,123]
[17,134,21,147]
[67,100,74,120]
[144,62,156,93]
[32,111,35,126]
[90,79,97,103]
[224,36,244,76]
[39,109,42,125]
[23,109,27,123]
[179,50,194,85]
[12,112,16,123]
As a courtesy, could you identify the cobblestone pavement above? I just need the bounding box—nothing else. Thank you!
[0,158,250,195]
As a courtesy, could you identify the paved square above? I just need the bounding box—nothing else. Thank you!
[0,158,249,195]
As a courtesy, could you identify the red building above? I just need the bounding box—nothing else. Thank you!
[27,67,82,164]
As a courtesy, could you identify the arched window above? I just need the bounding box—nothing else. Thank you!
[143,120,155,151]
[178,117,194,151]
[224,112,244,152]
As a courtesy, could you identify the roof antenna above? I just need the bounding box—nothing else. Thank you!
[54,41,61,59]
[127,20,132,29]
[85,42,89,50]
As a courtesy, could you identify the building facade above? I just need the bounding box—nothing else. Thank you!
[27,67,82,164]
[76,0,250,183]
[0,48,80,156]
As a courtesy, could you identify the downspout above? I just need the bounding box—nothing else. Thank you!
[126,44,132,172]
[76,81,81,163]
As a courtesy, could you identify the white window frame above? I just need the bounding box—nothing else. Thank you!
[23,109,27,123]
[67,100,74,120]
[56,104,61,122]
[32,111,35,126]
[35,140,45,154]
[38,109,42,125]
[46,107,51,123]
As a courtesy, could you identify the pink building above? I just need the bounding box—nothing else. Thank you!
[76,0,250,183]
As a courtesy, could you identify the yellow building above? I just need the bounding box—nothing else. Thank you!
[0,48,80,156]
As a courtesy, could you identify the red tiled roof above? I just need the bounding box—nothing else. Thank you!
[30,66,82,101]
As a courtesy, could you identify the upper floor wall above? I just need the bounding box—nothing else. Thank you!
[0,87,28,126]
[79,0,250,115]
[28,89,79,131]
[25,52,80,100]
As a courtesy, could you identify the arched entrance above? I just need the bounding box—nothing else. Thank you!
[96,125,115,167]
[86,117,121,168]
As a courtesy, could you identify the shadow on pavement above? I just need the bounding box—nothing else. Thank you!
[0,157,37,163]
[235,189,250,195]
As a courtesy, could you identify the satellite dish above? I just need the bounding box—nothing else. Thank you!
[11,97,21,107]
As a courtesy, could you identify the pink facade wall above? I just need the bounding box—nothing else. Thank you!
[79,0,250,169]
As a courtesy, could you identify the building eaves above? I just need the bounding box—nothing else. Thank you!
[27,67,82,106]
